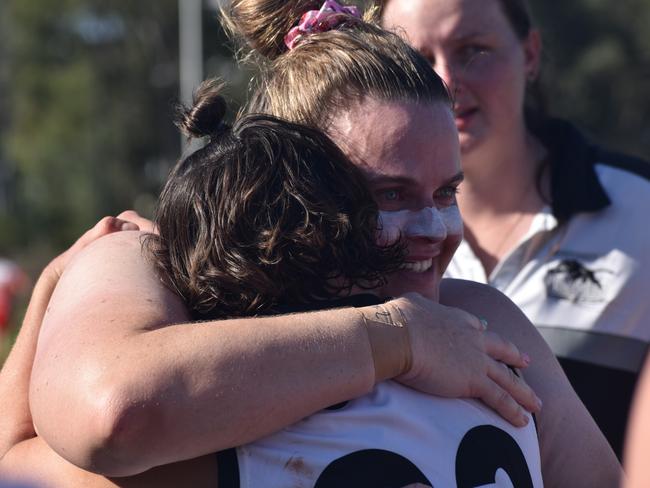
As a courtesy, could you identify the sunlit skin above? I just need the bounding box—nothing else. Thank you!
[382,0,546,275]
[330,99,463,302]
[382,0,541,168]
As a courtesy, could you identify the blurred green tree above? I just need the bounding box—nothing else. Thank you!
[531,0,650,160]
[1,0,245,270]
[4,0,179,262]
[0,1,249,355]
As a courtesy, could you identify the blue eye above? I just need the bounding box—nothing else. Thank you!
[382,189,400,201]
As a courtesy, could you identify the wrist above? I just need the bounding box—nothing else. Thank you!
[359,300,412,383]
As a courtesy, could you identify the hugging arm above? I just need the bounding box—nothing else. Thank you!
[0,216,187,486]
[0,265,56,457]
[1,435,217,488]
[0,216,142,459]
[27,230,538,477]
[28,230,379,476]
[440,279,622,487]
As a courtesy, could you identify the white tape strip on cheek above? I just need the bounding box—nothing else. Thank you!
[439,205,463,238]
[404,207,447,239]
[378,207,449,244]
[377,210,410,245]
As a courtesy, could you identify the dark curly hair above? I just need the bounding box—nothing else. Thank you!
[145,79,404,320]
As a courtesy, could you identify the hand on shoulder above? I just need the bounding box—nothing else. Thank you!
[440,279,621,485]
[380,291,541,427]
[440,278,549,357]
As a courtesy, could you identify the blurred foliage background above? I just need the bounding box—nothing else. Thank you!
[1,0,649,360]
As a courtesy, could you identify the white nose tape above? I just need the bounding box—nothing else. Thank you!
[405,207,447,239]
[440,205,463,238]
[378,206,463,245]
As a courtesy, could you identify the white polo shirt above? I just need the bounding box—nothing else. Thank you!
[446,118,650,456]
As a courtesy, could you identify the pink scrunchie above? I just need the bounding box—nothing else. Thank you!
[284,0,361,51]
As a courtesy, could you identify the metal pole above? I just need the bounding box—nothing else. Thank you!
[179,0,204,152]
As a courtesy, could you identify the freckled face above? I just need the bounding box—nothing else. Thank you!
[330,99,463,302]
[382,0,540,158]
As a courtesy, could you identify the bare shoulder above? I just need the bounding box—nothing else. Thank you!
[49,231,165,311]
[439,277,521,308]
[39,231,188,345]
[440,278,566,410]
[63,230,156,278]
[439,278,552,363]
[440,279,530,333]
[439,278,506,307]
[441,279,621,483]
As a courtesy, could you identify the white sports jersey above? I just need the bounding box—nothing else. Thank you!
[217,381,543,488]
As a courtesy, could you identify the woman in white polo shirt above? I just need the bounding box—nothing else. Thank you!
[382,0,650,458]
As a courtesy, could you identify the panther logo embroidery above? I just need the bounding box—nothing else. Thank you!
[544,259,613,303]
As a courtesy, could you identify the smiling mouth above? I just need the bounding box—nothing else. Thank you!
[402,258,433,273]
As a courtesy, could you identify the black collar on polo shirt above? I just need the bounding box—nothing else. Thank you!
[534,118,611,224]
[534,118,650,224]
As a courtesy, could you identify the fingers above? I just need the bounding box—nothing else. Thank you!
[481,330,542,422]
[118,220,140,231]
[116,209,141,221]
[487,360,542,415]
[116,210,155,233]
[476,377,531,428]
[483,330,530,370]
[96,216,139,233]
[77,217,137,247]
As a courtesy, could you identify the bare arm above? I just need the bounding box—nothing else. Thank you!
[0,216,141,458]
[0,268,54,457]
[0,436,217,488]
[30,230,377,476]
[440,278,622,488]
[29,231,538,477]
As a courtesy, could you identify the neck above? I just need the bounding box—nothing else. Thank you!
[456,127,549,275]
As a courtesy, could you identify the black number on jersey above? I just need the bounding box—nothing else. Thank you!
[313,425,534,488]
[456,425,533,488]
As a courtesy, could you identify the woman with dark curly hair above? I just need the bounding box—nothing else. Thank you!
[146,81,404,321]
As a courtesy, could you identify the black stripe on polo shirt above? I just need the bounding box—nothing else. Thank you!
[536,325,648,373]
[537,325,648,460]
[534,118,611,222]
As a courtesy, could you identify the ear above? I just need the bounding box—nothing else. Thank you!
[522,28,542,81]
